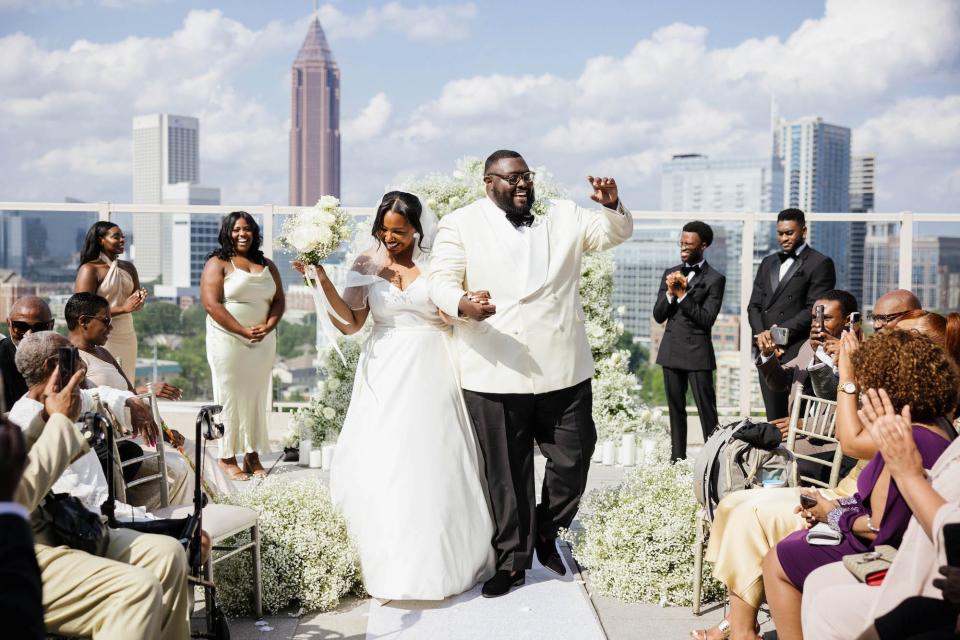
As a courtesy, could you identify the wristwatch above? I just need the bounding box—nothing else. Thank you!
[837,381,858,395]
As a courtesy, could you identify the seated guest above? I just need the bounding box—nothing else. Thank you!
[0,409,43,639]
[9,331,158,519]
[65,292,234,504]
[763,329,957,640]
[868,288,922,332]
[1,296,54,411]
[14,361,190,639]
[896,309,960,368]
[802,387,960,639]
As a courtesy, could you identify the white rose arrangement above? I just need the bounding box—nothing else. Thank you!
[277,195,351,265]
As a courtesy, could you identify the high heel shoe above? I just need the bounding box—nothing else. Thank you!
[242,452,268,478]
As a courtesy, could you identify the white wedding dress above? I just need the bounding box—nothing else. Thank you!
[329,275,495,600]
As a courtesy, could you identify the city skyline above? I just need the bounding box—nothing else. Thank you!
[0,1,956,214]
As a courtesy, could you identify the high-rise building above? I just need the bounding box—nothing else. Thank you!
[289,16,340,205]
[774,116,855,298]
[612,223,680,341]
[848,155,876,305]
[132,114,221,289]
[132,114,200,283]
[660,154,784,313]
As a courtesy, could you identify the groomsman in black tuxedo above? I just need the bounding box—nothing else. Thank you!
[748,208,836,420]
[653,221,725,461]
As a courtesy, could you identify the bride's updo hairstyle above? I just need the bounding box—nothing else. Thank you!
[372,191,426,250]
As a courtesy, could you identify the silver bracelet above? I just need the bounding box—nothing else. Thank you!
[865,514,880,534]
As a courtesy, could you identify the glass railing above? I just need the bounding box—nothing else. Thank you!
[1,202,951,417]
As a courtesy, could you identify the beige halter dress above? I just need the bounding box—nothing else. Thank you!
[97,254,138,382]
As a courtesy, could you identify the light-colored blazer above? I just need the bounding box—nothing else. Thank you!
[428,196,633,394]
[15,413,90,546]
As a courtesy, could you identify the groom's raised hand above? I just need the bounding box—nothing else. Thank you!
[587,176,619,210]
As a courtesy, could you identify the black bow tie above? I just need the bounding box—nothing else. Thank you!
[505,211,535,228]
[778,250,799,263]
[681,264,701,277]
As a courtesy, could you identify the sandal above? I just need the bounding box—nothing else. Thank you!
[219,457,250,481]
[243,452,268,478]
[691,619,731,640]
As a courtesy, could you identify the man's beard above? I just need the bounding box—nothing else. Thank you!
[492,186,536,216]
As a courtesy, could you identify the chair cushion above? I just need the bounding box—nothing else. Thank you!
[151,502,258,541]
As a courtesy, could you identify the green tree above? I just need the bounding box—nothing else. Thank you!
[275,315,317,359]
[615,330,648,373]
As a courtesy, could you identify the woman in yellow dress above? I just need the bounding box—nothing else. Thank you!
[75,221,147,383]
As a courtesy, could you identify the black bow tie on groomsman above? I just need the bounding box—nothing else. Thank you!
[778,249,800,263]
[505,211,535,228]
[681,264,701,277]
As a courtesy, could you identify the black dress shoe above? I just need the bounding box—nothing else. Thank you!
[536,537,567,576]
[481,570,524,598]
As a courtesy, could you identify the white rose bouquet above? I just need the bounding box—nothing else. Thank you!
[278,195,350,265]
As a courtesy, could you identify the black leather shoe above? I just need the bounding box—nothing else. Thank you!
[481,570,524,598]
[536,538,567,576]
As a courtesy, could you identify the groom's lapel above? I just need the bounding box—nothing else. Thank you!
[521,216,550,299]
[478,199,523,287]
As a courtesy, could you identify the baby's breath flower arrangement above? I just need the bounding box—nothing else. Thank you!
[285,335,362,447]
[277,195,351,264]
[561,451,724,606]
[214,479,363,615]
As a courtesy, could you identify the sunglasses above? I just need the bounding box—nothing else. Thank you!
[81,315,112,327]
[10,320,54,333]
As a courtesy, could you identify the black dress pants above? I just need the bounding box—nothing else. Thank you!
[662,367,719,461]
[463,379,595,572]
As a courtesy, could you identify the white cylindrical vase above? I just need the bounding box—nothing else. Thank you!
[321,444,336,470]
[601,440,617,465]
[309,449,323,469]
[299,439,313,467]
[619,433,636,466]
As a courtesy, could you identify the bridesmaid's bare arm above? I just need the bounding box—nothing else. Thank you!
[200,257,254,340]
[263,259,285,333]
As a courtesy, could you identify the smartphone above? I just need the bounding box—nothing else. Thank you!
[771,326,790,346]
[847,311,861,329]
[800,493,818,510]
[57,346,76,390]
[815,304,826,333]
[944,523,960,567]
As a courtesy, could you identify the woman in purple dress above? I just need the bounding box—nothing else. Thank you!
[761,329,958,640]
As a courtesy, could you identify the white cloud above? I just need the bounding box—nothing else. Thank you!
[317,2,477,42]
[25,137,130,177]
[342,93,392,141]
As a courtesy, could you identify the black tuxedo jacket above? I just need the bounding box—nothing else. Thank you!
[0,337,27,412]
[747,246,836,362]
[653,262,725,371]
[0,513,44,639]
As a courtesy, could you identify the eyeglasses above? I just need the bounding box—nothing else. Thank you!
[678,241,701,249]
[9,320,54,334]
[868,310,909,325]
[81,315,112,327]
[486,171,536,186]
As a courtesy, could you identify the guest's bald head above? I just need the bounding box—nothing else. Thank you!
[872,289,922,331]
[6,296,54,346]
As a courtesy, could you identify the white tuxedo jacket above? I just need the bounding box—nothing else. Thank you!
[428,196,633,394]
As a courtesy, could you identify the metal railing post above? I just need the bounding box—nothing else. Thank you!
[739,213,756,417]
[97,201,111,223]
[898,211,914,292]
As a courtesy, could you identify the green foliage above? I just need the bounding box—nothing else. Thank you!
[616,330,648,373]
[215,479,363,615]
[275,315,317,359]
[133,301,182,340]
[561,445,724,606]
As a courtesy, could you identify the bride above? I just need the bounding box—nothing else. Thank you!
[295,191,495,600]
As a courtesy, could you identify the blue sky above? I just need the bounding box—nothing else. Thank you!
[1,0,958,212]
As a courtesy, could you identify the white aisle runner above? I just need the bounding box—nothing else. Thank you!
[364,552,606,640]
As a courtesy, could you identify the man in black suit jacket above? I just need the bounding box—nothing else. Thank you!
[653,221,726,461]
[748,208,836,420]
[0,407,44,640]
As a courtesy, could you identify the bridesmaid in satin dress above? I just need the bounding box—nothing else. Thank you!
[75,221,147,383]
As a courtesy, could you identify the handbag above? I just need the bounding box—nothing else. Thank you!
[842,545,897,586]
[41,492,109,556]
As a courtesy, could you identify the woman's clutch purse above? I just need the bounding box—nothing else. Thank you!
[806,522,842,546]
[842,545,897,585]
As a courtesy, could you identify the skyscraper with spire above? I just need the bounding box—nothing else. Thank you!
[289,15,340,205]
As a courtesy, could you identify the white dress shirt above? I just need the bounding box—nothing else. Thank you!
[667,259,705,304]
[778,242,807,281]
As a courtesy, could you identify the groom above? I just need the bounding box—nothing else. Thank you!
[429,149,633,597]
